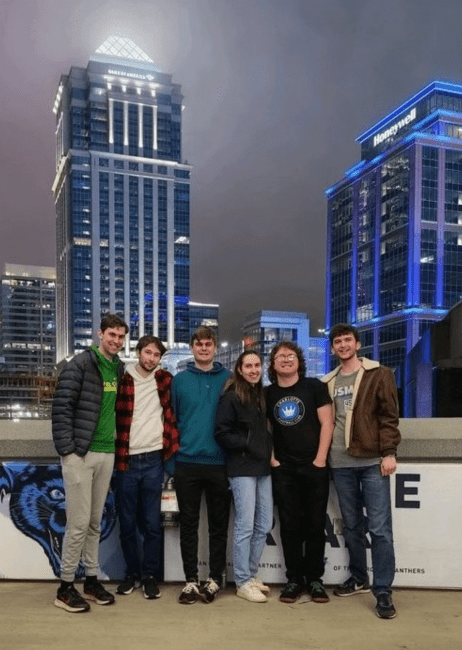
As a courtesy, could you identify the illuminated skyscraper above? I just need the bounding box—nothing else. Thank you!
[53,36,191,360]
[188,301,219,339]
[326,81,462,378]
[0,264,56,374]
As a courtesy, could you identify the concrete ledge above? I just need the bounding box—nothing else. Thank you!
[1,418,462,461]
[399,418,462,460]
[0,420,58,460]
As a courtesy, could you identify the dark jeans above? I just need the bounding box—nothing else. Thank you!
[273,463,329,584]
[115,451,164,581]
[174,462,231,582]
[332,464,395,595]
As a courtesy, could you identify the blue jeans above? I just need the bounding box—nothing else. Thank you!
[332,464,395,595]
[115,451,164,580]
[229,475,273,586]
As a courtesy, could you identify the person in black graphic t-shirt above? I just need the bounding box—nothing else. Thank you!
[265,341,333,605]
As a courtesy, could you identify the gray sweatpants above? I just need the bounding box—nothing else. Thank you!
[60,451,114,582]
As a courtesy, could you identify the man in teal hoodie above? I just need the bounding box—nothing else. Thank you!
[171,326,231,605]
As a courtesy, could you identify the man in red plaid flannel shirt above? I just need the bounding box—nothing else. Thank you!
[115,335,179,600]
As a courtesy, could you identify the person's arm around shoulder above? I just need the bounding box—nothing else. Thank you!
[377,366,400,476]
[51,354,86,456]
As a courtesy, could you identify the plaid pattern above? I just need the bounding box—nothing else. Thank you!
[115,368,179,471]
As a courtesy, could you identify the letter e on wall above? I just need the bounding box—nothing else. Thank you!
[395,473,420,509]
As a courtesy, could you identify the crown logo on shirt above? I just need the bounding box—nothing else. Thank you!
[282,405,296,417]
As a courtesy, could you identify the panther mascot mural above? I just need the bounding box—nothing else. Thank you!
[0,462,117,578]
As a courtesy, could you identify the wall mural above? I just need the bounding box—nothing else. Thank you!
[0,462,117,578]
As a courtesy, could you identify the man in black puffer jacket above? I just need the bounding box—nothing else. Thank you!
[52,314,128,613]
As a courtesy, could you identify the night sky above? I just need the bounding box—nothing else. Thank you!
[2,0,462,340]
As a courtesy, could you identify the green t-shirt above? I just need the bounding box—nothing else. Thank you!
[89,345,120,453]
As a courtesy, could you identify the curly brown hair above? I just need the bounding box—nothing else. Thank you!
[268,341,306,384]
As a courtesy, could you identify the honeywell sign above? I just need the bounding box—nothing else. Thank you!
[373,107,417,147]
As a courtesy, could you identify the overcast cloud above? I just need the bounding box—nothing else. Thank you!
[1,0,461,339]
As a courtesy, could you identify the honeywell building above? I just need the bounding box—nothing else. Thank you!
[326,81,462,378]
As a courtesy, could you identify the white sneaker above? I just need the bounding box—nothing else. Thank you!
[251,575,270,593]
[236,581,268,603]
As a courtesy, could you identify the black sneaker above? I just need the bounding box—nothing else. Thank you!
[117,575,139,595]
[376,593,396,619]
[54,584,90,613]
[308,581,330,603]
[83,578,115,605]
[279,581,305,603]
[200,578,220,604]
[143,576,161,599]
[333,576,371,597]
[178,581,200,604]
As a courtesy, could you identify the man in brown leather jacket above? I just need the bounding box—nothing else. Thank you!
[322,323,400,620]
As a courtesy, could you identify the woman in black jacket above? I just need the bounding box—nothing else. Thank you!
[215,350,273,603]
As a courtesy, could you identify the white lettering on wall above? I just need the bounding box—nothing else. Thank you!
[373,107,417,147]
[107,69,155,82]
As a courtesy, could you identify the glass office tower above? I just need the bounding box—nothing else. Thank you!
[326,80,462,378]
[0,264,56,375]
[53,36,191,360]
[188,301,219,339]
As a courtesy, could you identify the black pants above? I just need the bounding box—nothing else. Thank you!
[272,463,329,584]
[174,462,231,582]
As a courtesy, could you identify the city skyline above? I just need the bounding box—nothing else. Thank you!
[3,1,462,340]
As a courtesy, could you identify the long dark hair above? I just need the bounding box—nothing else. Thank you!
[224,350,265,411]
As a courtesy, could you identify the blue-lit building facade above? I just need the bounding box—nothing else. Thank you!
[212,310,328,383]
[326,81,462,378]
[308,336,329,379]
[52,37,191,360]
[188,301,219,340]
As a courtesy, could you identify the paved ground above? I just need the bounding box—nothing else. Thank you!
[1,581,461,650]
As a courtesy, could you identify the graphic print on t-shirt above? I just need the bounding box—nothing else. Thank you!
[334,383,354,413]
[274,395,305,426]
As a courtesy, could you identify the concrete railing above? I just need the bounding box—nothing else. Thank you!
[2,418,462,461]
